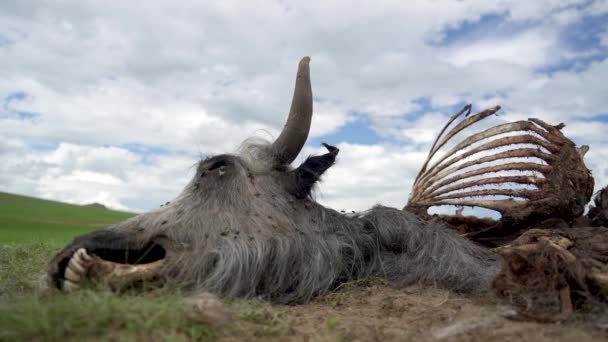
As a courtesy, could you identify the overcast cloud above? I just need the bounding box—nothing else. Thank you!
[1,0,607,214]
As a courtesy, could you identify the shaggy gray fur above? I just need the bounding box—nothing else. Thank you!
[48,56,499,303]
[99,145,498,304]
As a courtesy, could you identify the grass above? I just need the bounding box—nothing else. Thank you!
[0,192,211,341]
[0,289,214,341]
[238,300,291,337]
[0,240,217,341]
[0,242,58,299]
[0,241,295,341]
[0,191,136,244]
[0,192,294,341]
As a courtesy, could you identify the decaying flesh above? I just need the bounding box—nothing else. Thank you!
[406,105,594,246]
[48,57,498,303]
[494,228,608,322]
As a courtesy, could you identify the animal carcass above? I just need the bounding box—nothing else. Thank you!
[47,57,498,303]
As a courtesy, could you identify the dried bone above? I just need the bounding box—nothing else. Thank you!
[62,248,165,291]
[406,105,594,245]
[184,292,230,327]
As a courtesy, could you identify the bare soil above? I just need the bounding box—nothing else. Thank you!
[220,281,608,341]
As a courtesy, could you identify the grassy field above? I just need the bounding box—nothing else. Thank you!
[1,191,606,341]
[0,192,220,341]
[0,191,135,244]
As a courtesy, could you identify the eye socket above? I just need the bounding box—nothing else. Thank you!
[209,160,227,170]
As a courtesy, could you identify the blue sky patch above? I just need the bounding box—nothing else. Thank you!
[5,91,27,102]
[406,97,472,120]
[0,34,13,47]
[16,111,38,119]
[308,115,382,146]
[559,13,608,52]
[537,13,608,75]
[30,142,59,151]
[120,143,173,155]
[3,91,40,120]
[537,54,607,75]
[434,13,539,47]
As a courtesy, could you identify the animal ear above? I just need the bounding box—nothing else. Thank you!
[288,143,339,199]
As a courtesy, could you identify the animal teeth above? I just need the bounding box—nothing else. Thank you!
[63,248,92,291]
[67,256,85,274]
[64,266,81,282]
[63,279,79,291]
[77,248,93,262]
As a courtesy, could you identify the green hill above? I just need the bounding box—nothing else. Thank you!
[0,192,136,245]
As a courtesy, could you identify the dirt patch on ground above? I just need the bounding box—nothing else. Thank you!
[219,281,608,341]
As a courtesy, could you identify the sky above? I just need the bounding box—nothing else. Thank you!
[1,0,608,215]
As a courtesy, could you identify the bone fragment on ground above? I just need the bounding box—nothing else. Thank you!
[184,292,230,327]
[431,313,503,340]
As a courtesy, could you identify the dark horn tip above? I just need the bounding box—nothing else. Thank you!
[321,143,339,154]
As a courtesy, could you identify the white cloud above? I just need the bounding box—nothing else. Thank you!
[500,0,587,21]
[305,143,427,211]
[504,59,608,123]
[585,0,608,16]
[309,101,355,137]
[0,142,196,212]
[0,0,607,215]
[444,29,558,68]
[388,112,453,145]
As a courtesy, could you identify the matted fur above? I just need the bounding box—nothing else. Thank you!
[68,142,500,303]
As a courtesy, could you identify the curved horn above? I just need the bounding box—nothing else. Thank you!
[271,56,313,165]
